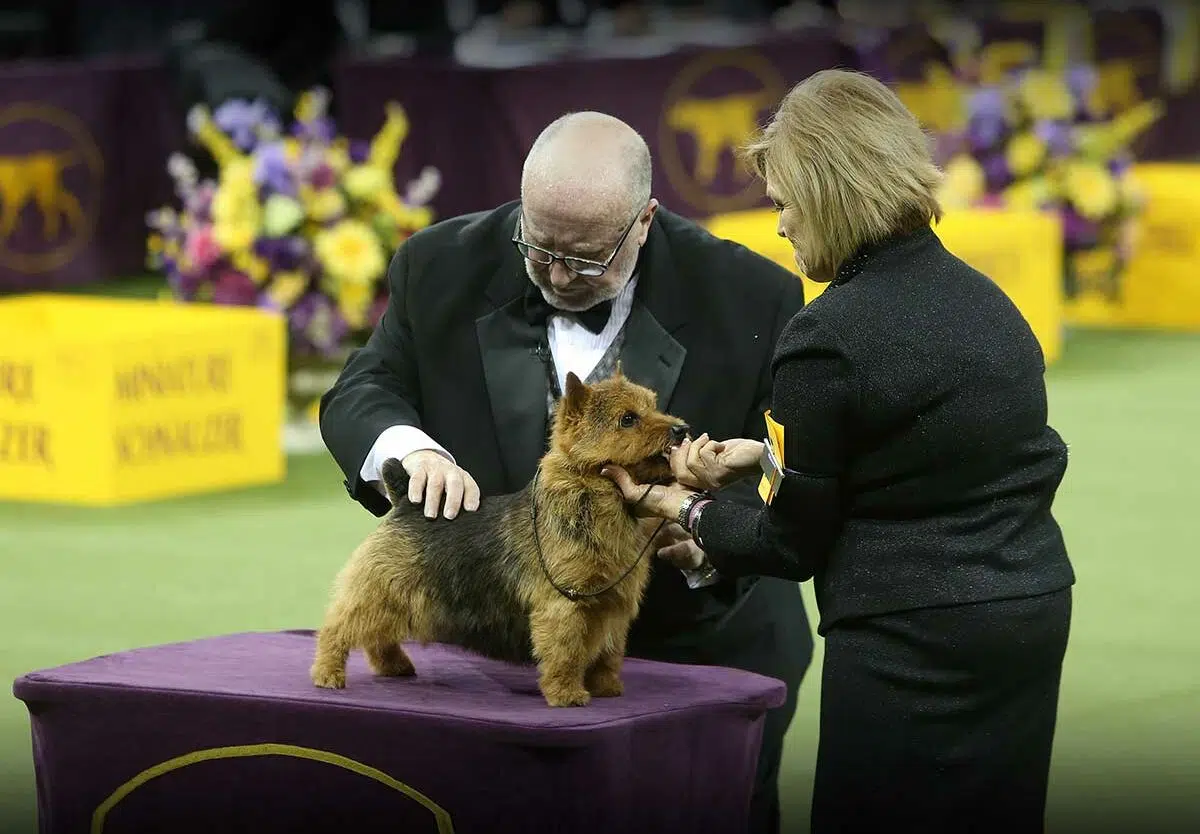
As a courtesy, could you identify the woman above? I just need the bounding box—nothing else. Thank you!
[603,69,1075,834]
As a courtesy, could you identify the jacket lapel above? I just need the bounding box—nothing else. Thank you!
[476,209,550,490]
[620,211,688,410]
[619,302,686,411]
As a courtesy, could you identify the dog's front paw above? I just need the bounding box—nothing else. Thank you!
[311,666,346,689]
[541,683,592,707]
[586,671,624,698]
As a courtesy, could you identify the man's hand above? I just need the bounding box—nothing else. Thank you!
[671,434,764,492]
[651,522,706,570]
[400,450,481,519]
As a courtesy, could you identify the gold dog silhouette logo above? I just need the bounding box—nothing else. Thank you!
[658,50,786,214]
[0,103,103,273]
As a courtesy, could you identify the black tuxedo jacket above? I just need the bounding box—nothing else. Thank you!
[319,201,806,644]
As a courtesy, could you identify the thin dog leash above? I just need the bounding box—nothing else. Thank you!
[530,466,666,602]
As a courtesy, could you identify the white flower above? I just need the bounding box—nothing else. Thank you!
[186,104,208,137]
[167,153,198,186]
[405,166,442,207]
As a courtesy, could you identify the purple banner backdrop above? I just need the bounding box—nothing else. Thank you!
[332,31,857,222]
[0,56,183,292]
[2,14,1199,293]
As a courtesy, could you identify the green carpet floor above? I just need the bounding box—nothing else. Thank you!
[2,328,1199,832]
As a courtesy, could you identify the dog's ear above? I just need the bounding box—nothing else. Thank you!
[562,371,589,415]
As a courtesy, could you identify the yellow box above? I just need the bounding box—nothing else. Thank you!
[0,294,286,506]
[703,209,829,303]
[1065,163,1200,330]
[706,207,1064,364]
[935,207,1064,364]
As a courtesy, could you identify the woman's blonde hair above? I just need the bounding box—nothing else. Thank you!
[742,69,944,279]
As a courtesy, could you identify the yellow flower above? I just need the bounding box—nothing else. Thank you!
[232,250,271,285]
[1063,162,1119,220]
[1119,171,1146,210]
[326,141,352,175]
[211,160,260,252]
[146,233,164,255]
[337,279,375,329]
[367,103,409,174]
[264,270,310,309]
[262,194,305,236]
[284,137,303,164]
[1002,177,1054,210]
[301,185,347,223]
[314,219,387,291]
[1019,71,1075,121]
[1006,132,1046,178]
[937,155,986,209]
[343,165,388,202]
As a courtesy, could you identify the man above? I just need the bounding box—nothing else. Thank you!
[319,111,812,834]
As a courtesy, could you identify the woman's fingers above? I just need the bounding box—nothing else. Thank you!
[600,464,640,500]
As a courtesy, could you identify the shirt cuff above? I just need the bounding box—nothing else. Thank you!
[359,425,455,485]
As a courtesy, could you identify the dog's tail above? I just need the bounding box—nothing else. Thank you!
[380,458,411,508]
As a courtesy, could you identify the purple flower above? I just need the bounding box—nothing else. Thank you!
[1061,207,1101,250]
[211,269,260,306]
[1067,65,1097,102]
[966,88,1009,152]
[932,132,965,167]
[253,141,296,197]
[982,153,1012,192]
[348,140,370,164]
[186,182,216,222]
[289,293,349,358]
[969,87,1007,121]
[214,99,278,152]
[169,266,206,301]
[968,117,1007,153]
[292,115,336,145]
[1034,120,1074,158]
[1108,153,1132,178]
[254,235,309,271]
[309,162,338,190]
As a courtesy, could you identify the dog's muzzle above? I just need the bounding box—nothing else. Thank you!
[669,424,690,446]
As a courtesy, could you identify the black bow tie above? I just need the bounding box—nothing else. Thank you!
[523,286,613,335]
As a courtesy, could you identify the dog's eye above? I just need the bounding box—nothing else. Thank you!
[619,412,638,428]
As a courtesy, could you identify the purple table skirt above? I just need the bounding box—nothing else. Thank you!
[12,629,786,834]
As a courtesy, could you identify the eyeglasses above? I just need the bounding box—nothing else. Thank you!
[512,207,642,278]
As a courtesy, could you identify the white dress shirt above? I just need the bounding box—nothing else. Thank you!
[358,274,639,484]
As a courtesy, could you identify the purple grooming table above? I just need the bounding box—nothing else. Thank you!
[12,629,786,834]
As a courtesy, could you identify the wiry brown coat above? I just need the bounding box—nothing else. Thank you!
[310,368,688,706]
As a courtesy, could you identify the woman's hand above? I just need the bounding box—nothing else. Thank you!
[671,434,764,492]
[601,465,697,523]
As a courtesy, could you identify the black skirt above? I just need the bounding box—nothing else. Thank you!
[811,587,1073,834]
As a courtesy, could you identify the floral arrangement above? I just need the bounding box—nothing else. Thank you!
[928,38,1163,300]
[146,88,440,358]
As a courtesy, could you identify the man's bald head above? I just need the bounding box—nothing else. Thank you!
[520,112,652,222]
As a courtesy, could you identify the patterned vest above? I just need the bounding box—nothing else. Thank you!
[544,324,629,418]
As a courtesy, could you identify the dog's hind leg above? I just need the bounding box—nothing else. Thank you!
[365,641,416,677]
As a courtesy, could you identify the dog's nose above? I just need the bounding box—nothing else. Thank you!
[670,424,690,445]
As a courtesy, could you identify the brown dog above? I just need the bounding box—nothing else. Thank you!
[310,367,689,707]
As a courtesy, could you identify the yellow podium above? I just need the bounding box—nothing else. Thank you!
[705,207,1064,364]
[1064,163,1200,330]
[0,295,286,506]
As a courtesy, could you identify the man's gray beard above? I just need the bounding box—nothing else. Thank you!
[524,263,629,313]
